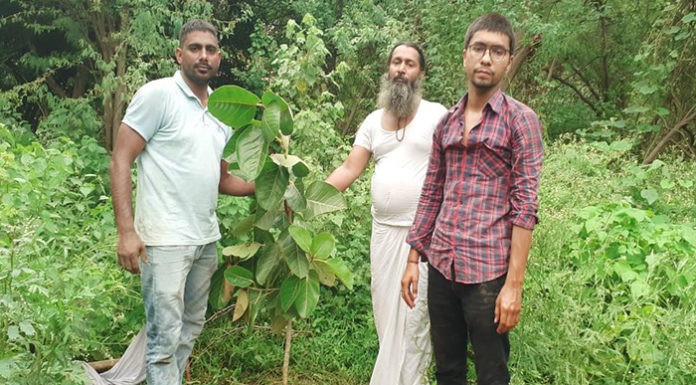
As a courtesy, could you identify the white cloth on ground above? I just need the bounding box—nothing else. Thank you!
[82,326,146,385]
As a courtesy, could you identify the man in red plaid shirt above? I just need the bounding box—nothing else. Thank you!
[401,13,544,385]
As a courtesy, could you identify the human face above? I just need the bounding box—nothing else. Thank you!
[175,30,221,87]
[462,30,512,91]
[388,45,424,84]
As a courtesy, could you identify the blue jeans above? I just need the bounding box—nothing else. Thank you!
[428,264,510,385]
[140,243,218,384]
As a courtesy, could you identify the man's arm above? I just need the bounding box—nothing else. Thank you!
[326,146,371,191]
[110,123,147,274]
[495,109,544,334]
[402,119,448,308]
[494,225,532,334]
[219,161,255,196]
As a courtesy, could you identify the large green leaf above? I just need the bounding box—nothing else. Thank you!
[255,162,289,211]
[254,203,285,231]
[303,181,347,219]
[284,182,307,212]
[208,267,228,309]
[230,214,255,237]
[224,265,255,288]
[288,224,312,252]
[279,276,300,312]
[310,232,335,259]
[209,85,260,129]
[326,258,354,290]
[294,275,320,318]
[279,230,309,278]
[261,101,282,142]
[256,243,281,285]
[312,259,337,287]
[270,154,310,178]
[236,126,268,181]
[222,242,262,261]
[262,92,293,135]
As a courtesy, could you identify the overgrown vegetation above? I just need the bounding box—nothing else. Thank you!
[1,0,696,384]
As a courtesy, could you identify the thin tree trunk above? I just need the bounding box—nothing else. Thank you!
[282,320,293,385]
[341,83,370,135]
[499,33,539,92]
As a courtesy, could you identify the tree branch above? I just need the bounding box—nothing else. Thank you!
[643,104,696,164]
[569,63,601,102]
[551,74,600,115]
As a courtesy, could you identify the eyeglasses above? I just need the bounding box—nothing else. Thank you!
[467,43,509,62]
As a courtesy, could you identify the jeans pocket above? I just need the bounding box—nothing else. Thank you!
[146,245,197,265]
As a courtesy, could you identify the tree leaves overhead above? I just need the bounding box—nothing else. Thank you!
[209,85,260,129]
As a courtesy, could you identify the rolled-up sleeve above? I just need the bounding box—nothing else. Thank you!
[407,117,448,257]
[509,109,544,230]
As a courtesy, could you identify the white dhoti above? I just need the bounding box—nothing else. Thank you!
[369,221,431,385]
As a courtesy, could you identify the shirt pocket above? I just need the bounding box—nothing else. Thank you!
[475,140,510,179]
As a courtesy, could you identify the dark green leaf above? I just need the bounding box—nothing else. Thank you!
[209,85,260,129]
[279,276,300,312]
[294,276,320,318]
[224,265,255,288]
[288,224,312,252]
[310,232,335,259]
[256,162,290,211]
[262,92,293,135]
[261,101,282,142]
[208,86,260,129]
[279,230,309,278]
[284,182,307,212]
[256,243,281,285]
[326,258,354,290]
[236,126,268,181]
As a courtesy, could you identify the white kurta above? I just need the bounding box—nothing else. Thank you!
[354,100,448,385]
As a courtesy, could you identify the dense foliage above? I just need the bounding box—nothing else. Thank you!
[1,0,695,384]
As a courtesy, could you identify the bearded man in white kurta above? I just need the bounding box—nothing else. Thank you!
[327,42,447,385]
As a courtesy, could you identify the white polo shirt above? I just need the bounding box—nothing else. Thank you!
[122,71,232,246]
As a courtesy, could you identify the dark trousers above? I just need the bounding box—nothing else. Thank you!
[428,264,510,385]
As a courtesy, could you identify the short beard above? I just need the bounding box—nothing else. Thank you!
[377,73,422,119]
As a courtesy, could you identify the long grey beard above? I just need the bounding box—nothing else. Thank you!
[377,74,422,119]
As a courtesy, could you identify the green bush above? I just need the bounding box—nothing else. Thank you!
[0,125,141,384]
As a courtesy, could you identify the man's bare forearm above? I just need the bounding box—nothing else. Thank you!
[110,157,136,234]
[506,225,532,287]
[326,165,360,192]
[219,175,255,196]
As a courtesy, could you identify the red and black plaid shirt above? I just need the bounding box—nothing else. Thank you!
[407,89,544,284]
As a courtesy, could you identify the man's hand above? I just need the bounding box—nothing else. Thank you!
[494,283,522,334]
[117,231,147,274]
[401,262,420,309]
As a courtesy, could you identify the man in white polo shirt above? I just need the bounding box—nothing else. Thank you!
[110,19,254,384]
[327,42,447,385]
